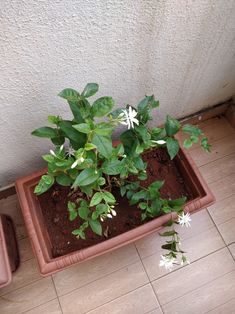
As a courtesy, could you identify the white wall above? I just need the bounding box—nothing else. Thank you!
[0,0,235,187]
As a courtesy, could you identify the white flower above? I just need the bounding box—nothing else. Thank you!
[71,157,85,169]
[159,255,176,271]
[50,149,56,157]
[177,212,191,228]
[66,146,75,157]
[107,214,113,219]
[59,145,64,152]
[111,209,117,216]
[100,216,104,222]
[152,140,166,145]
[119,106,139,129]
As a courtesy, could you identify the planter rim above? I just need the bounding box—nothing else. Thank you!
[15,147,215,276]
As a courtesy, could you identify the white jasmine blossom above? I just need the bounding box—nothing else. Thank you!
[177,212,191,228]
[119,106,139,129]
[107,214,113,219]
[152,140,166,145]
[67,146,75,157]
[100,216,104,222]
[159,255,176,271]
[50,149,56,157]
[59,145,64,152]
[111,209,117,216]
[71,157,85,169]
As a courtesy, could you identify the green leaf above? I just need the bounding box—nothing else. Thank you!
[102,159,124,175]
[97,177,106,186]
[94,123,114,136]
[92,203,108,220]
[190,135,198,143]
[31,127,57,138]
[165,115,181,136]
[58,88,79,101]
[48,115,61,125]
[42,154,55,163]
[81,83,99,98]
[160,231,178,237]
[72,229,86,239]
[68,101,84,123]
[89,219,102,236]
[69,210,78,221]
[90,192,103,207]
[68,201,76,211]
[59,120,86,148]
[73,123,91,134]
[201,137,211,152]
[78,201,89,220]
[168,197,187,207]
[183,139,193,149]
[51,135,65,145]
[139,202,147,209]
[102,191,116,204]
[56,173,72,186]
[91,97,115,117]
[166,137,180,160]
[34,175,54,195]
[182,124,202,136]
[130,190,147,205]
[85,143,97,151]
[149,181,164,191]
[73,168,99,187]
[92,134,113,159]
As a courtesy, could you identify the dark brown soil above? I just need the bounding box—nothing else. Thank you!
[37,148,194,257]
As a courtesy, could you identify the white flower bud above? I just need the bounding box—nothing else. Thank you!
[50,150,56,157]
[107,214,113,219]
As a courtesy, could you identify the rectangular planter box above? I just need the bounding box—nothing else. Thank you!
[15,147,214,276]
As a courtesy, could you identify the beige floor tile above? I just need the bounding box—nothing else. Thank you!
[228,243,235,259]
[199,153,235,184]
[0,277,56,314]
[0,194,27,239]
[59,261,149,314]
[53,244,139,296]
[162,271,235,314]
[208,298,235,314]
[146,309,163,314]
[217,218,235,245]
[22,299,62,314]
[142,227,225,281]
[208,195,235,225]
[152,248,235,305]
[87,284,159,314]
[18,237,34,262]
[0,258,42,296]
[190,135,235,167]
[209,173,235,202]
[135,210,214,259]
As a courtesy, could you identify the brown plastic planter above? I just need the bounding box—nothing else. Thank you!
[15,147,214,276]
[0,214,20,288]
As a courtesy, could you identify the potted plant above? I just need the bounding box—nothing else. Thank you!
[15,83,214,275]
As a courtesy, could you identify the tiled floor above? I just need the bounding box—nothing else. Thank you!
[0,116,235,314]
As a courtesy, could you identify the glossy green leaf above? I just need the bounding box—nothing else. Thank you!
[73,168,99,187]
[58,88,79,101]
[90,192,103,207]
[81,83,99,98]
[92,134,113,159]
[73,123,91,134]
[89,219,102,236]
[165,115,181,136]
[166,137,180,160]
[34,175,54,195]
[102,159,124,175]
[31,127,57,138]
[91,97,115,117]
[102,191,116,204]
[56,173,72,186]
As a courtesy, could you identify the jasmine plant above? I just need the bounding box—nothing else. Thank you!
[32,83,211,270]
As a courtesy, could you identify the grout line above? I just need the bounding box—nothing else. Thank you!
[205,296,235,314]
[161,269,235,308]
[134,243,164,314]
[147,246,227,282]
[194,148,235,168]
[20,297,59,314]
[152,249,234,306]
[57,257,140,298]
[51,275,64,314]
[84,283,157,314]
